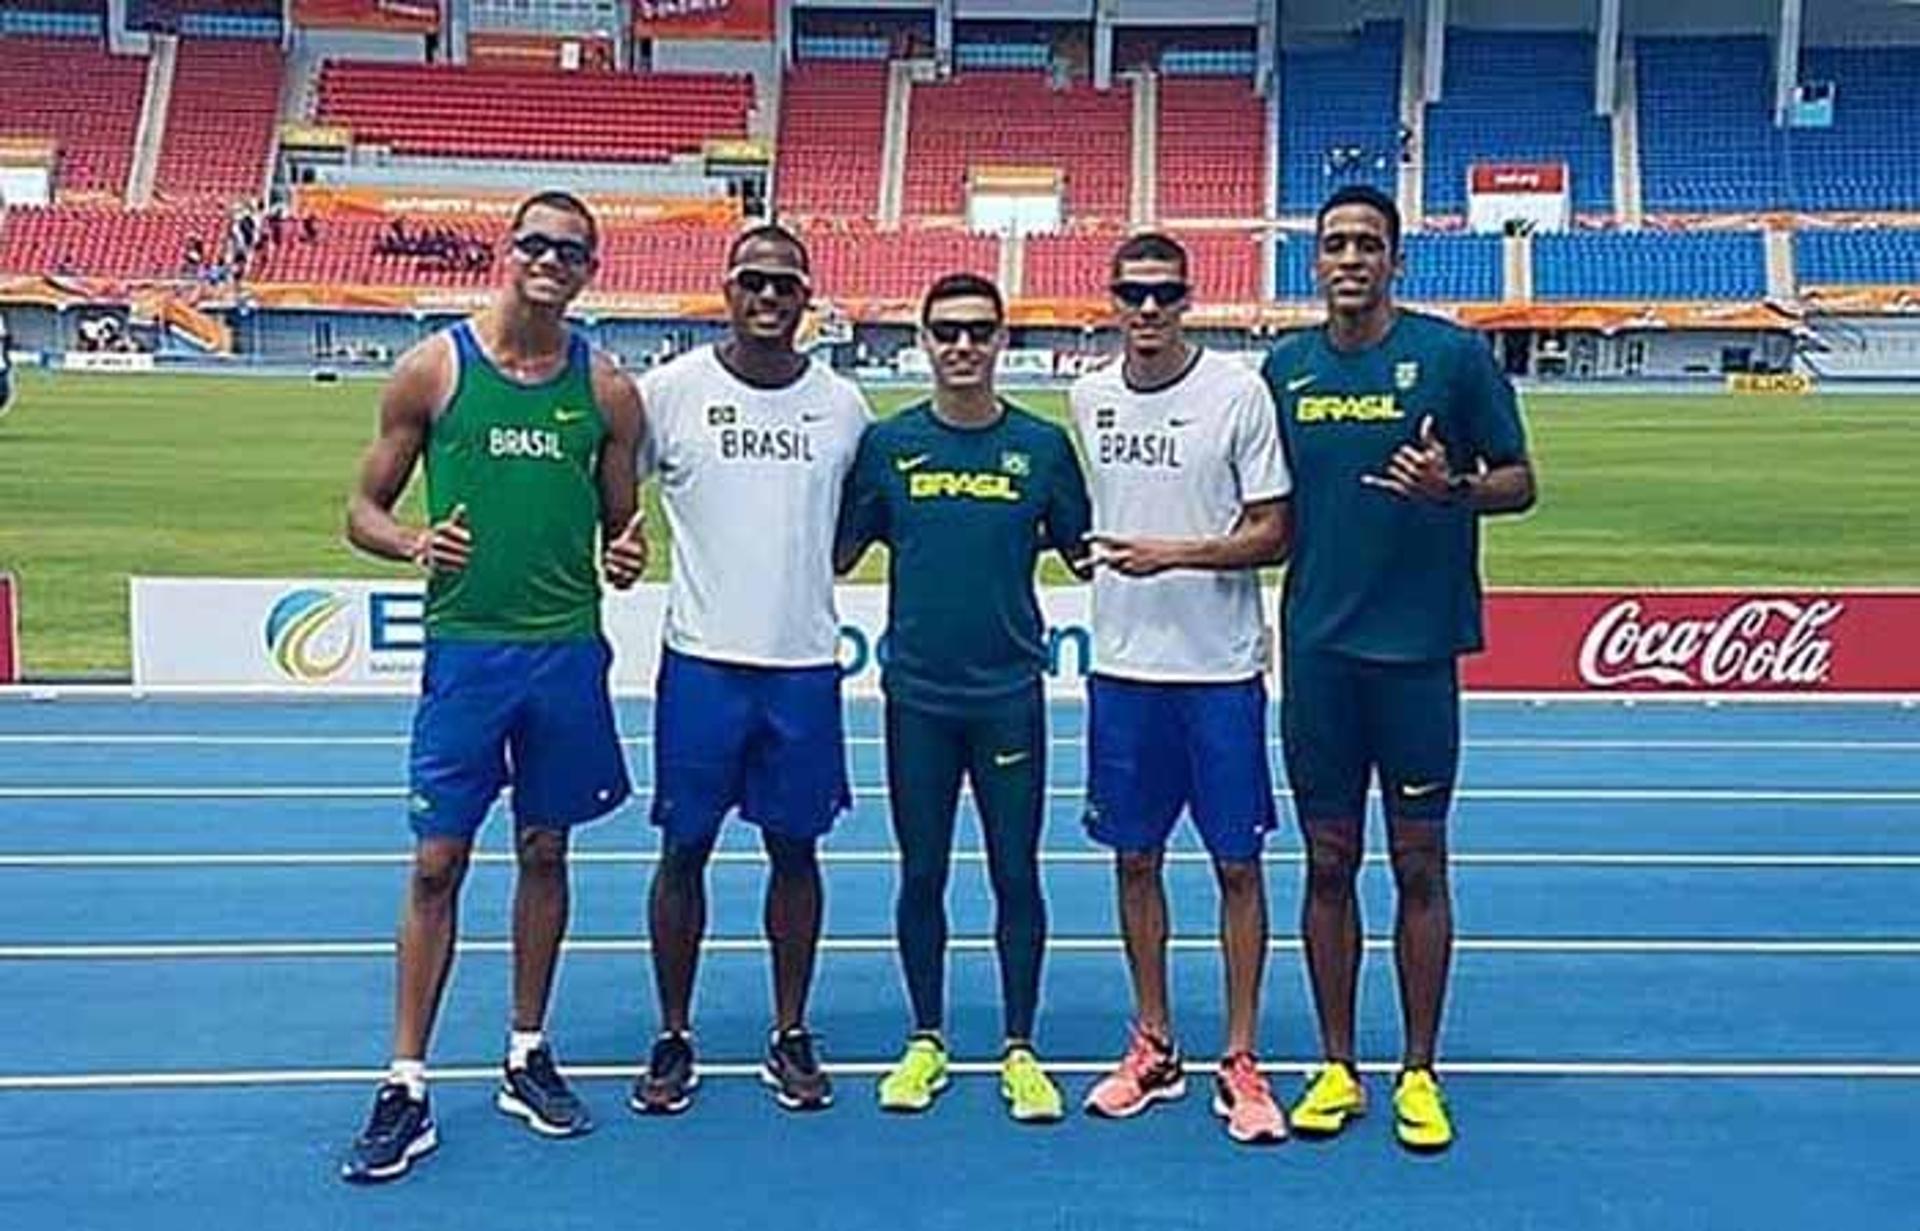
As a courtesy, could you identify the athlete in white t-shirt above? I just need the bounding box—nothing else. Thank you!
[630,225,871,1118]
[1070,233,1294,1145]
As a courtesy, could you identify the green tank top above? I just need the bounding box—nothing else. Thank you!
[423,321,604,642]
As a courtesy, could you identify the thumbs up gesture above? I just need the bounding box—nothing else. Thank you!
[1361,415,1454,503]
[412,502,472,572]
[603,507,648,590]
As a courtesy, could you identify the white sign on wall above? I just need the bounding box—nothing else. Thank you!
[129,578,1101,697]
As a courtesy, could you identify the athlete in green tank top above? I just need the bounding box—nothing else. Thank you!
[340,192,647,1183]
[423,319,606,641]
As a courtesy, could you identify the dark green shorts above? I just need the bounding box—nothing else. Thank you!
[1280,647,1460,827]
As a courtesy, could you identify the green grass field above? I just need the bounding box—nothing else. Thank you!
[1,368,1915,676]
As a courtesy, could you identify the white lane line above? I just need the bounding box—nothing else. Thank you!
[4,850,1920,870]
[3,786,1918,803]
[6,1059,1920,1091]
[5,937,1918,960]
[1,733,1916,753]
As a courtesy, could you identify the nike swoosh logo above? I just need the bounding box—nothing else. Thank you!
[554,409,588,424]
[894,454,931,472]
[1286,375,1316,392]
[993,751,1030,767]
[1398,782,1446,799]
[1167,418,1194,428]
[801,412,828,423]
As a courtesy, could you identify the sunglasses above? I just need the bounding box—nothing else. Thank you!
[1111,280,1190,308]
[510,232,595,269]
[925,319,999,346]
[730,267,810,297]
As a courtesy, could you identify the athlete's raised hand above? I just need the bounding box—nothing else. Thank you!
[603,507,647,590]
[411,502,472,573]
[1361,415,1452,502]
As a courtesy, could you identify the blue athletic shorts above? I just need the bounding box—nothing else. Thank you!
[650,647,851,849]
[407,637,631,841]
[1280,647,1460,827]
[1083,674,1277,863]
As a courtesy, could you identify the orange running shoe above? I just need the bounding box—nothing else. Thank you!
[1083,1024,1186,1118]
[1212,1052,1287,1144]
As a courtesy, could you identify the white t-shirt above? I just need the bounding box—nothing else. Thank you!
[638,345,871,667]
[1071,348,1292,682]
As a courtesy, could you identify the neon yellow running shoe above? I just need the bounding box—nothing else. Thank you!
[1393,1068,1454,1152]
[877,1035,949,1113]
[1001,1046,1064,1124]
[1291,1061,1366,1137]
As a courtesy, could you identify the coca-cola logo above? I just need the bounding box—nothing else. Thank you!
[1577,598,1841,689]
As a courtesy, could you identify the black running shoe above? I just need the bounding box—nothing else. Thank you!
[763,1026,833,1111]
[495,1045,593,1137]
[629,1031,699,1115]
[340,1082,437,1184]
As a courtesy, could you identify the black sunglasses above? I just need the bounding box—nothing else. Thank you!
[925,319,999,345]
[1111,280,1190,308]
[511,232,595,268]
[732,268,809,297]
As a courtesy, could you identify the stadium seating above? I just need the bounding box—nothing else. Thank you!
[805,222,998,301]
[314,62,753,163]
[1275,231,1503,302]
[130,1,281,38]
[1534,231,1766,300]
[0,204,221,280]
[0,37,148,196]
[1636,36,1784,212]
[1794,228,1920,286]
[1401,233,1503,302]
[1423,30,1612,216]
[774,62,888,218]
[155,39,283,202]
[1157,78,1265,219]
[1783,47,1920,211]
[903,72,1131,219]
[1278,22,1401,214]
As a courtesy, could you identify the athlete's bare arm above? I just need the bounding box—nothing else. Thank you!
[346,335,468,570]
[1086,497,1290,578]
[593,355,647,588]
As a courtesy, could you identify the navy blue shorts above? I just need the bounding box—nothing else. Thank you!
[1280,647,1460,828]
[650,647,850,849]
[1083,674,1277,863]
[407,637,631,841]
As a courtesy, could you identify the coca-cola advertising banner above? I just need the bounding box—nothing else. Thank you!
[1467,591,1919,694]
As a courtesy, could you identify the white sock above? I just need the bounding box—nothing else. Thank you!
[388,1058,427,1100]
[508,1029,546,1071]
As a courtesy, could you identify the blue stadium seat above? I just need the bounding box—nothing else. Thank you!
[1279,22,1402,214]
[1424,31,1613,216]
[1637,36,1785,211]
[1794,228,1920,286]
[795,36,889,63]
[955,43,1050,71]
[1534,231,1767,300]
[1273,232,1503,303]
[1783,48,1920,211]
[0,10,103,37]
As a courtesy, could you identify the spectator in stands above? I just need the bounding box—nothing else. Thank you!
[1262,185,1536,1154]
[339,190,644,1183]
[300,214,319,244]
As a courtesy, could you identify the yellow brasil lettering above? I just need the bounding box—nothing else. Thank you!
[908,471,1021,502]
[1296,394,1405,424]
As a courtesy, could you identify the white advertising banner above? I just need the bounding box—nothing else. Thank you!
[129,578,1099,697]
